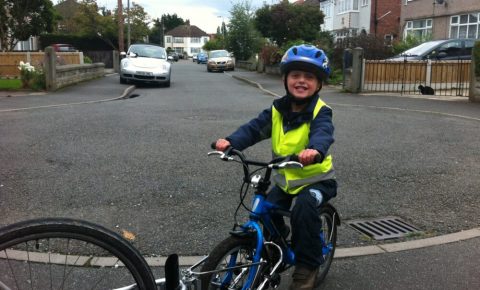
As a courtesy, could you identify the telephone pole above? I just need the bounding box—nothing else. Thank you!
[117,0,124,52]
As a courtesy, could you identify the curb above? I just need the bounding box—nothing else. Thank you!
[227,73,280,98]
[167,227,480,266]
[0,85,135,113]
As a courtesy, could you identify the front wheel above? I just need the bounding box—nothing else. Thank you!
[200,236,261,290]
[315,206,338,286]
[0,218,157,290]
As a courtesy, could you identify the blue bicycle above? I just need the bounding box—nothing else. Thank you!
[199,146,340,290]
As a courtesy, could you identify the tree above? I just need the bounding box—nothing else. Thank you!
[126,2,150,44]
[0,0,57,51]
[161,13,185,32]
[254,0,324,46]
[149,18,164,45]
[227,0,263,61]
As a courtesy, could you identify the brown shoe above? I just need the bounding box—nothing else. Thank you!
[289,266,320,290]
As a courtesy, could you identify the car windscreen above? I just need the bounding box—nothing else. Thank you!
[129,45,166,59]
[400,41,444,56]
[210,51,229,58]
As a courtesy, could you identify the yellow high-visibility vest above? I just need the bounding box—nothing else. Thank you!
[271,99,335,194]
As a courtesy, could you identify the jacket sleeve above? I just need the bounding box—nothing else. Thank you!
[225,107,272,151]
[308,106,334,160]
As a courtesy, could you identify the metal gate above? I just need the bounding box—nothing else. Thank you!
[362,59,471,96]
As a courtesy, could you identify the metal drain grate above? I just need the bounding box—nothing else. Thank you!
[347,217,421,240]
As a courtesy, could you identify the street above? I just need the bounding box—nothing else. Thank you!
[1,60,480,288]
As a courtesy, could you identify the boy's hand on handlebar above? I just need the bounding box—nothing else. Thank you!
[215,139,231,151]
[298,149,321,165]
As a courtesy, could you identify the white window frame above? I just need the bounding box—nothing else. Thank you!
[174,37,184,43]
[449,12,480,39]
[404,18,433,39]
[361,0,368,6]
[336,0,359,15]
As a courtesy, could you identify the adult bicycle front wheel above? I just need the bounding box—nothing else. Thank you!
[0,218,156,290]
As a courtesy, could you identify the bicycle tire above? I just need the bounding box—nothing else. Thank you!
[200,236,258,290]
[315,206,337,285]
[0,218,156,290]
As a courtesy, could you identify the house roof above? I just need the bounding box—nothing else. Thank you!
[294,0,320,5]
[166,25,208,37]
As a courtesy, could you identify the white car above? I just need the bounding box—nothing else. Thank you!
[120,44,171,87]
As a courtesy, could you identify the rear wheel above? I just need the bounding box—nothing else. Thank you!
[200,236,260,290]
[315,206,337,285]
[0,218,156,290]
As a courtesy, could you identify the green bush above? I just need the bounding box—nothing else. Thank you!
[84,55,93,64]
[17,62,45,91]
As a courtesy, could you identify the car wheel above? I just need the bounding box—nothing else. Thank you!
[120,76,127,84]
[164,80,171,87]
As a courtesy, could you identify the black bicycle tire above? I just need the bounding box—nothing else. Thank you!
[315,206,337,285]
[200,236,257,290]
[0,217,156,290]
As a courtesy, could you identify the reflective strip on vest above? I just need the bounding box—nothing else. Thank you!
[271,99,335,195]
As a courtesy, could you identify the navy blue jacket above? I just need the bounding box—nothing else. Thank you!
[226,94,334,161]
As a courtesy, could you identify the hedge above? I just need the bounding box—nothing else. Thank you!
[39,34,117,51]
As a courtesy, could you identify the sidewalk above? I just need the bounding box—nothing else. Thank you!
[226,68,470,102]
[0,73,133,112]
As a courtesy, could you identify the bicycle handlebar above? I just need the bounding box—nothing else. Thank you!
[209,141,322,166]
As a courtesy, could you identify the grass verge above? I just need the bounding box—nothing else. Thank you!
[0,79,22,90]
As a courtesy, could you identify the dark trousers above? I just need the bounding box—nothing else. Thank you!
[266,179,337,269]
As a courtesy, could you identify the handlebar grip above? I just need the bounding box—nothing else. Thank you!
[290,154,323,164]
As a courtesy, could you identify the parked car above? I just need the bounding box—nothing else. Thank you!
[51,43,78,52]
[197,52,208,64]
[168,52,179,62]
[192,53,198,62]
[388,38,475,61]
[120,43,171,87]
[207,50,235,72]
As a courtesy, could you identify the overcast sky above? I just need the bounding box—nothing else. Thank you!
[53,0,291,34]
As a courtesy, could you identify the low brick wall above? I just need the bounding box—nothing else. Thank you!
[56,63,105,90]
[0,51,83,77]
[265,64,281,75]
[236,60,257,71]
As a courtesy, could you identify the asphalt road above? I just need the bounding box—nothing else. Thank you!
[0,60,479,259]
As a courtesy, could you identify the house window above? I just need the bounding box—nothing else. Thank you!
[203,37,209,43]
[191,47,201,54]
[361,0,368,6]
[337,0,359,14]
[174,37,184,43]
[166,36,172,43]
[450,13,480,39]
[321,2,332,17]
[191,37,201,43]
[404,19,432,39]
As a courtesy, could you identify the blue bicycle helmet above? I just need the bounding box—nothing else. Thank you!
[280,44,330,80]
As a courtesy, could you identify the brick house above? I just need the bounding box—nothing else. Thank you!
[164,25,210,57]
[400,0,480,40]
[317,0,401,43]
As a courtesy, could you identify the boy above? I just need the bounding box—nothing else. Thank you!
[215,44,337,290]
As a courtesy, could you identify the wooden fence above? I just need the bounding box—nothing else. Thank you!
[363,59,471,96]
[0,52,82,78]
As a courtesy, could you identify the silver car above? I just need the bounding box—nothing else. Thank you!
[120,44,172,87]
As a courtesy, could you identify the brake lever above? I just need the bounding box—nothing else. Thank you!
[207,151,235,161]
[270,161,303,169]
